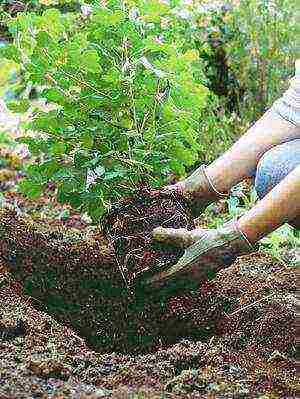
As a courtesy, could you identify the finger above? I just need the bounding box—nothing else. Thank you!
[150,246,196,283]
[152,227,194,248]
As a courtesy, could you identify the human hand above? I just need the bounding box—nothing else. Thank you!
[147,220,254,287]
[161,165,227,216]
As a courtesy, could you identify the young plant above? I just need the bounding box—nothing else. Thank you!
[1,1,211,220]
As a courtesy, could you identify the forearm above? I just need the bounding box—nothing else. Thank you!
[205,61,300,194]
[237,165,300,243]
[206,108,300,193]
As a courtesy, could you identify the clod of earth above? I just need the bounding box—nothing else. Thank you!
[104,189,194,286]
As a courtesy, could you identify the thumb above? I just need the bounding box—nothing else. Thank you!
[152,227,195,248]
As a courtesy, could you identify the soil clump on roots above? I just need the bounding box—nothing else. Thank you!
[105,189,194,286]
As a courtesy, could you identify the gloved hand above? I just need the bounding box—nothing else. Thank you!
[147,219,255,286]
[163,165,228,216]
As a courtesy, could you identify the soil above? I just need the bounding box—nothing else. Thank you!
[0,148,298,398]
[0,254,297,398]
[0,205,207,354]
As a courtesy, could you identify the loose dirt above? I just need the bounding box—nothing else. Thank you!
[0,253,297,398]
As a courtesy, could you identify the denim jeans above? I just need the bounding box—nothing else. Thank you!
[254,139,300,200]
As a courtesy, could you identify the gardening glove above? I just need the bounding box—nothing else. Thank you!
[148,219,255,286]
[162,165,228,216]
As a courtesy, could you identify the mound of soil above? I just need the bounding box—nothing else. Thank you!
[0,189,201,354]
[0,208,297,360]
[0,204,202,354]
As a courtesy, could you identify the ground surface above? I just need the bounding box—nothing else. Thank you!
[0,119,298,398]
[0,252,297,398]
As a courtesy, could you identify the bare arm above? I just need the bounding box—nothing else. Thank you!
[206,109,300,193]
[237,164,300,242]
[206,60,300,193]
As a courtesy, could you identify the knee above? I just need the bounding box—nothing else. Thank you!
[255,140,300,199]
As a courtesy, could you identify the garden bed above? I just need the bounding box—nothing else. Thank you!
[0,248,297,398]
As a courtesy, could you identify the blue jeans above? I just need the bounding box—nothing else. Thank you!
[254,139,300,228]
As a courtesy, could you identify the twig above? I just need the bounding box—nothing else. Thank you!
[62,70,113,100]
[140,110,150,133]
[229,293,276,317]
[41,48,113,100]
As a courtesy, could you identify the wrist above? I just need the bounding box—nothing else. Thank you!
[222,218,256,253]
[183,165,228,198]
[235,217,259,246]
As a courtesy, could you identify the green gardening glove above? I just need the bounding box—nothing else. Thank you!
[148,220,255,286]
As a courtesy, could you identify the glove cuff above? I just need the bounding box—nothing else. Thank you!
[180,165,229,216]
[222,218,256,255]
[185,164,228,198]
[201,165,229,198]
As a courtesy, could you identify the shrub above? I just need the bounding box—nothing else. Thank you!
[0,0,296,221]
[1,1,215,220]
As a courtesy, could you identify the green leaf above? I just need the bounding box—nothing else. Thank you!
[6,100,30,113]
[42,88,65,104]
[80,50,101,74]
[19,180,43,200]
[40,9,64,37]
[60,179,80,194]
[0,44,20,63]
[182,50,199,62]
[74,150,91,168]
[36,31,52,48]
[82,132,94,149]
[88,204,105,222]
[51,142,66,156]
[91,9,125,27]
[104,170,126,180]
[109,10,126,25]
[40,160,60,178]
[54,167,74,181]
[19,137,50,155]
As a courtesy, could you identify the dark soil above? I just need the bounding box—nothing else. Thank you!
[0,254,297,398]
[0,207,201,355]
